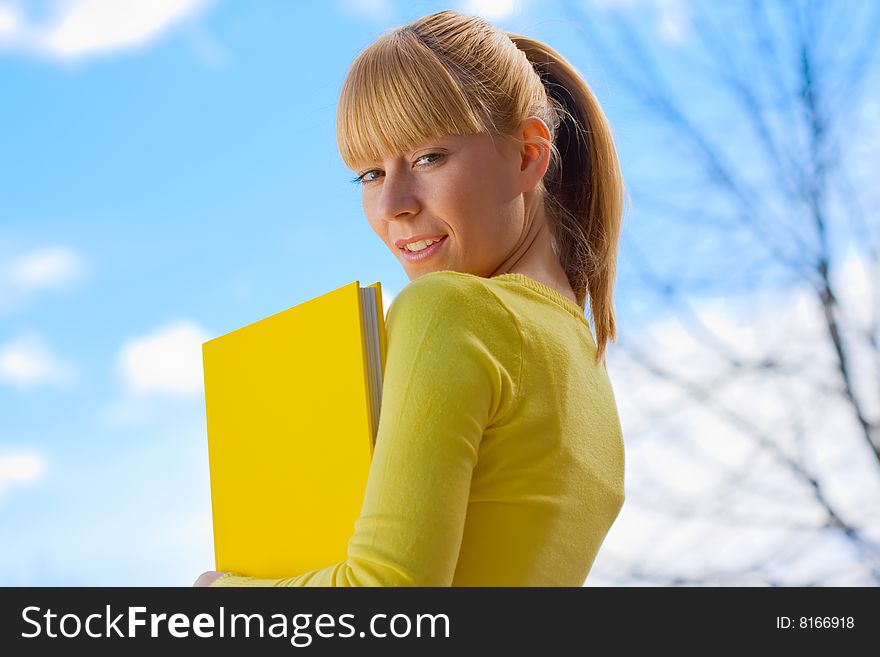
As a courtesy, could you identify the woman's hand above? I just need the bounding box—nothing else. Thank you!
[192,570,227,587]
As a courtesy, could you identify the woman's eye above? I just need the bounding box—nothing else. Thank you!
[350,152,445,186]
[349,170,379,186]
[416,152,445,166]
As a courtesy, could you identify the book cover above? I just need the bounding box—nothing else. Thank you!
[202,280,386,578]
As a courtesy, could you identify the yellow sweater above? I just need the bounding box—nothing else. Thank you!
[210,270,625,587]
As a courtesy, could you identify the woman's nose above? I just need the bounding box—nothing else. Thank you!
[377,174,420,221]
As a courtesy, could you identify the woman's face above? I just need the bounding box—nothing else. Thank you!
[354,127,545,281]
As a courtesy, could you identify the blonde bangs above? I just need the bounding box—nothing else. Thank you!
[336,28,487,172]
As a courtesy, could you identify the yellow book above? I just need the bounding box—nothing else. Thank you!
[202,280,387,579]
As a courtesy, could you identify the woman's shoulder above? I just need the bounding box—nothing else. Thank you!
[389,270,509,316]
[399,269,491,291]
[386,270,519,339]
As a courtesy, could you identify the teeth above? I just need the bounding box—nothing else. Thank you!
[405,238,439,252]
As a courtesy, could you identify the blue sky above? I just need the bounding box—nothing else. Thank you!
[2,0,877,586]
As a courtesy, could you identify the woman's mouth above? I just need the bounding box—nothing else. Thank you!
[399,235,448,262]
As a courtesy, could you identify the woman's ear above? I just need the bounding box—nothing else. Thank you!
[518,116,552,192]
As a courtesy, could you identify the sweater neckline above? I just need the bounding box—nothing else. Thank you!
[490,272,589,327]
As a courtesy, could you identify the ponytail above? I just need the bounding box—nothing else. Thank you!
[506,34,627,367]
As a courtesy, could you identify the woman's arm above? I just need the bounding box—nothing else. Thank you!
[208,273,519,587]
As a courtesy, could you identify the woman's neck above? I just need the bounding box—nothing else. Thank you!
[490,211,579,307]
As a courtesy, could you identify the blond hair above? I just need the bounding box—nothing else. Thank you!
[336,10,627,367]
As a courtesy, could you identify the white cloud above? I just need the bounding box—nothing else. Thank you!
[653,0,691,44]
[8,245,85,290]
[0,449,48,503]
[0,3,23,40]
[103,319,211,427]
[0,0,216,62]
[0,332,76,388]
[116,319,210,396]
[459,0,524,21]
[337,0,523,24]
[0,244,86,313]
[592,0,693,44]
[336,0,394,23]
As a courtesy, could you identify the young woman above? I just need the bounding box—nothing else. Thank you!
[195,8,627,587]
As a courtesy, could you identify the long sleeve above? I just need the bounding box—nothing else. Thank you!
[211,272,521,586]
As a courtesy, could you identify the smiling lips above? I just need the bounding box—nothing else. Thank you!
[395,234,447,250]
[398,235,448,261]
